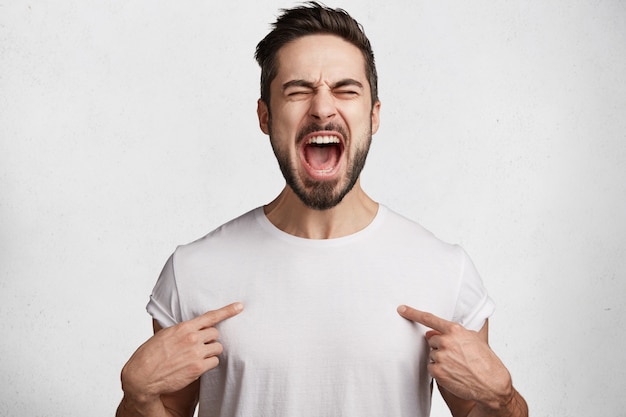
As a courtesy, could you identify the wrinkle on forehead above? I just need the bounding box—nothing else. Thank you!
[273,34,369,91]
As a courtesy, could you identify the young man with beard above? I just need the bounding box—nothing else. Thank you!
[117,3,528,417]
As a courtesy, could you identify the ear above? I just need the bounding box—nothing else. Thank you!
[257,99,270,135]
[371,100,381,135]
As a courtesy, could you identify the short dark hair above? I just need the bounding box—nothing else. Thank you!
[254,2,378,107]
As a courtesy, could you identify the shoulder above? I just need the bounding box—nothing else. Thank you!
[380,206,433,235]
[171,207,264,262]
[378,206,462,256]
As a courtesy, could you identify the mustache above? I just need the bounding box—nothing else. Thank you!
[296,123,348,144]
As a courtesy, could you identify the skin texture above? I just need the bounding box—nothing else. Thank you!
[397,306,528,417]
[258,34,381,239]
[116,303,243,417]
[116,33,527,417]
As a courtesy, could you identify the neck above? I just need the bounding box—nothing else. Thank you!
[264,180,379,239]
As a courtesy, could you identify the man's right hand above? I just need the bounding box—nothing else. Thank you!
[119,302,244,407]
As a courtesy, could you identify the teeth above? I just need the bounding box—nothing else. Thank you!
[307,135,340,145]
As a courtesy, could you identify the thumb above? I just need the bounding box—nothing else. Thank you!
[425,330,442,340]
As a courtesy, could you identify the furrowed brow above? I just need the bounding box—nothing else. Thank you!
[332,79,364,90]
[282,79,316,91]
[282,79,364,91]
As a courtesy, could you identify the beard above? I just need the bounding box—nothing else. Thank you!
[269,120,372,211]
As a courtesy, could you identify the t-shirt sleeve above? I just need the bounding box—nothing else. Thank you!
[452,248,496,331]
[146,253,182,329]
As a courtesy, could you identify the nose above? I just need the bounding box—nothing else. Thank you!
[309,89,337,122]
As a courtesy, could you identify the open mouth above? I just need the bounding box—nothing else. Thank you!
[300,133,344,178]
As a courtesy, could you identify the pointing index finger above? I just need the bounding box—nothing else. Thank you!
[195,302,244,329]
[397,305,452,333]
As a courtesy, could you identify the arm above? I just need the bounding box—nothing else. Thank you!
[116,303,244,417]
[397,306,528,417]
[436,321,528,417]
[117,377,199,417]
[116,321,200,417]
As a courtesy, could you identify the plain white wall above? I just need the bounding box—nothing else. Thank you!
[1,1,625,416]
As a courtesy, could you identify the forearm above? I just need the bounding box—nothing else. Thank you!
[116,394,172,417]
[468,387,528,417]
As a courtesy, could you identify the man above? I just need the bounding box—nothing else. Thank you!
[117,3,528,417]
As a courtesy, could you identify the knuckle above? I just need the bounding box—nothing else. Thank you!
[187,361,206,376]
[449,323,463,333]
[192,345,206,359]
[184,332,200,344]
[176,321,194,334]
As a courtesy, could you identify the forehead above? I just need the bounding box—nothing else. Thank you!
[273,34,368,85]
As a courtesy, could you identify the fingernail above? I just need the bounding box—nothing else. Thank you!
[397,305,406,313]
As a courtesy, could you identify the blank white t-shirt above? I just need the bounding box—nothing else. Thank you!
[147,205,495,417]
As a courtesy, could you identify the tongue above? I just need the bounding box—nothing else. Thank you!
[305,145,339,171]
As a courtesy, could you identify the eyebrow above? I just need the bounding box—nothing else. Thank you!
[333,79,364,90]
[282,78,364,91]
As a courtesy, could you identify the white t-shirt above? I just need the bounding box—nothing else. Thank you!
[147,205,495,417]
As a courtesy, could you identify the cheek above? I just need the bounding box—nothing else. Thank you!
[342,102,375,126]
[344,113,373,139]
[270,108,308,139]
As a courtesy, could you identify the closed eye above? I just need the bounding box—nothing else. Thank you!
[283,79,316,99]
[287,89,313,96]
[334,89,360,97]
[333,79,363,98]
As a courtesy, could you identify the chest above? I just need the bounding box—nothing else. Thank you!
[187,240,448,414]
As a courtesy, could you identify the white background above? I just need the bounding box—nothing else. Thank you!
[1,1,625,416]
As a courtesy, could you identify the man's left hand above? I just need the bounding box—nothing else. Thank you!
[397,305,514,410]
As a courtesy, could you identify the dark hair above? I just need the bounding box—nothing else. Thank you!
[254,2,378,107]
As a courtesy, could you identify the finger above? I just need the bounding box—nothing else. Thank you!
[397,305,453,333]
[198,327,220,344]
[425,331,442,348]
[203,355,220,372]
[195,302,244,329]
[202,341,224,359]
[425,329,442,339]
